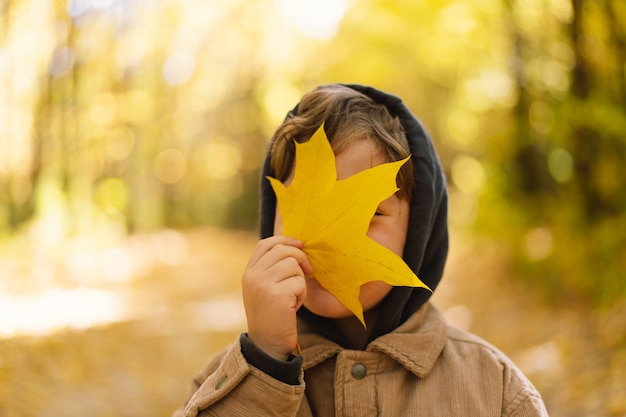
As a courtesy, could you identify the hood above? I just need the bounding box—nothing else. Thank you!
[259,84,449,348]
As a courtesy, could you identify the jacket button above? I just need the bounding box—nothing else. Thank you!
[351,363,367,379]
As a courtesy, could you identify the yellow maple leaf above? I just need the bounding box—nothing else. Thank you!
[268,124,430,326]
[268,123,430,326]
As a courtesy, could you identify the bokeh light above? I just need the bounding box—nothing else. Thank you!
[163,52,196,86]
[451,155,486,195]
[274,0,348,39]
[153,149,187,184]
[548,148,574,183]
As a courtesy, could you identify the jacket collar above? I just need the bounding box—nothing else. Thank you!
[298,303,447,378]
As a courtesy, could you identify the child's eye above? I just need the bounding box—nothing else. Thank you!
[374,211,384,216]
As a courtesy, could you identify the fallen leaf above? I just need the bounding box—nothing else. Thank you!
[268,123,430,325]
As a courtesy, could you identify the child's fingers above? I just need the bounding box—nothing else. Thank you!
[242,237,309,361]
[251,239,312,278]
[247,235,302,267]
[279,274,307,310]
[266,256,307,283]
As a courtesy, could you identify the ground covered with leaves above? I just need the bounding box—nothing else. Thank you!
[1,227,624,417]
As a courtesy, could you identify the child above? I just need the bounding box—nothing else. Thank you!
[174,84,548,416]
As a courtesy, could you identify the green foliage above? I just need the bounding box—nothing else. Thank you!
[0,0,624,306]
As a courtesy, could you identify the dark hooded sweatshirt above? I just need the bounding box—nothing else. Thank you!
[173,85,548,417]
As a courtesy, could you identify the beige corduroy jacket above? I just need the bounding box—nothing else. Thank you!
[173,303,548,417]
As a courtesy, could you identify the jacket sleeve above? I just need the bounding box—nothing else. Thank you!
[172,335,306,417]
[501,362,549,417]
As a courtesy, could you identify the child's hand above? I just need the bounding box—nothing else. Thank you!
[242,235,313,361]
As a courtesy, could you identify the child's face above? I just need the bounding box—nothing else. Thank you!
[273,138,410,319]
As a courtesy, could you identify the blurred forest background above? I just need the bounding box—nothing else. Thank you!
[1,0,625,416]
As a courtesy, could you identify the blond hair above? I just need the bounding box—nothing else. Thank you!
[270,84,414,200]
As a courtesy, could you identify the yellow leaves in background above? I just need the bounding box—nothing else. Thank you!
[268,124,429,326]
